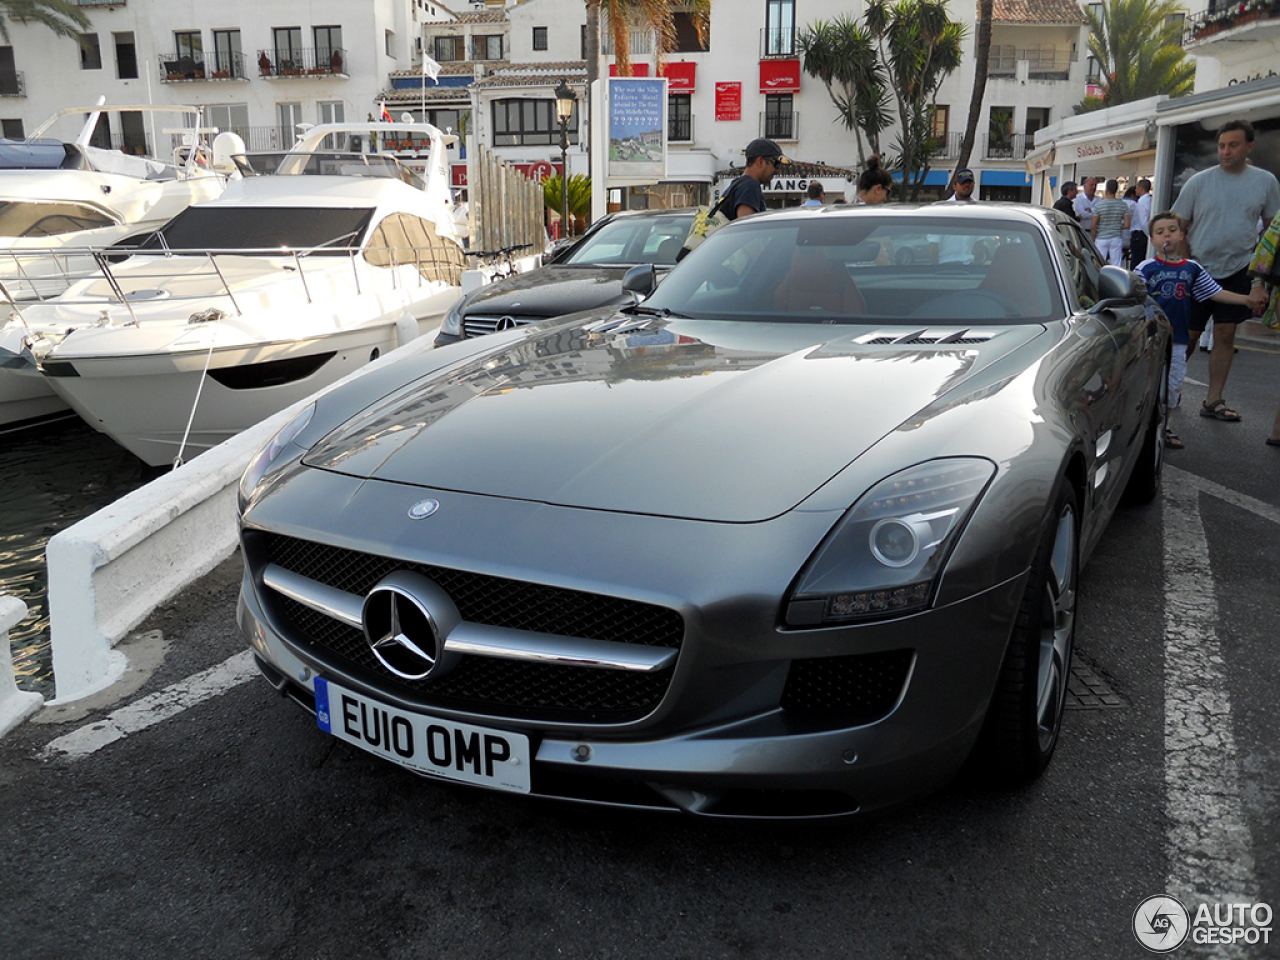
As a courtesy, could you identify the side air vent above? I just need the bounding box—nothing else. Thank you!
[863,328,995,346]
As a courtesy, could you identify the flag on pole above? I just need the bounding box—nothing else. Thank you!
[379,102,393,124]
[422,53,441,83]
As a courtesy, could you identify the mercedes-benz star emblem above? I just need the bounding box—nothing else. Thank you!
[407,498,440,520]
[362,585,442,680]
[495,316,518,332]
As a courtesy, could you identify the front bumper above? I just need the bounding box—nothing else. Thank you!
[237,494,1027,818]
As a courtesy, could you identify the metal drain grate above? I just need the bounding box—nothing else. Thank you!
[1066,657,1124,710]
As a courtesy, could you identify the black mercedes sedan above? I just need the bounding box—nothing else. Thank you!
[433,207,694,346]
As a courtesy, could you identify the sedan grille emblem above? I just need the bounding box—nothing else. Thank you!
[362,584,443,680]
[496,316,518,332]
[408,498,440,520]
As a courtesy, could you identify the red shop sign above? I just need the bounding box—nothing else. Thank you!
[759,58,800,93]
[451,162,467,187]
[659,61,696,93]
[608,63,651,77]
[513,161,561,181]
[715,82,742,122]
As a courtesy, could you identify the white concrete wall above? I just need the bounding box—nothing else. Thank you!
[0,596,43,736]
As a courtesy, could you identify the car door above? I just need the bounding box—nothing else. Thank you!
[1053,222,1135,529]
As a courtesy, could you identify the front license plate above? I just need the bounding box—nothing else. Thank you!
[314,677,531,794]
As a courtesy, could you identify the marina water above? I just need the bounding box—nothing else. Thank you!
[2,420,148,699]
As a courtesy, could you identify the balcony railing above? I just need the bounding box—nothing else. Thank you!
[988,53,1074,81]
[669,114,694,142]
[760,110,799,141]
[1183,2,1280,43]
[983,132,1028,161]
[0,71,24,98]
[255,47,349,78]
[159,52,248,82]
[760,27,797,58]
[928,131,963,161]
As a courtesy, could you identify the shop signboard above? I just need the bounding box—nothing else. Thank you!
[759,59,801,93]
[715,82,741,122]
[607,76,667,183]
[659,62,696,93]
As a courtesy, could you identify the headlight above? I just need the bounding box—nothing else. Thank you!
[786,458,995,626]
[237,401,316,514]
[440,289,479,337]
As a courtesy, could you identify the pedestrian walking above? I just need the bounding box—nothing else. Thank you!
[856,155,893,205]
[802,182,825,207]
[1172,118,1279,422]
[1091,179,1130,266]
[1074,178,1099,232]
[1136,212,1257,449]
[1122,186,1138,265]
[1131,179,1152,265]
[946,168,977,203]
[1054,181,1080,221]
[722,137,789,221]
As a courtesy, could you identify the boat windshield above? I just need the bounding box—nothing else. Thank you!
[232,152,425,190]
[0,140,84,171]
[0,200,117,237]
[139,206,376,254]
[642,214,1064,325]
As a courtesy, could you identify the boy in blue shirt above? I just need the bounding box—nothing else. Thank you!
[1135,212,1256,448]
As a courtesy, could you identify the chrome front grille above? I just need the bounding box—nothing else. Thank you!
[462,314,541,338]
[252,533,684,722]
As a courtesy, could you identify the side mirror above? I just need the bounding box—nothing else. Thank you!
[621,263,657,302]
[1089,264,1143,313]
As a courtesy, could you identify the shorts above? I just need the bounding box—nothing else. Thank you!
[1189,267,1251,332]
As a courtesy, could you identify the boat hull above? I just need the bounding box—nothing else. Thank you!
[0,368,71,431]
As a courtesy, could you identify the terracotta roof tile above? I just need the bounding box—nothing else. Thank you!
[991,0,1086,24]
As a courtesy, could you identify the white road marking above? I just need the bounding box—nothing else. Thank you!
[39,651,256,761]
[1182,376,1208,387]
[1168,465,1280,527]
[1162,471,1258,945]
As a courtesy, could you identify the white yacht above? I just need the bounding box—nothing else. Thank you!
[2,122,466,465]
[0,103,226,430]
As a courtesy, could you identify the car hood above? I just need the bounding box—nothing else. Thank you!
[461,265,636,318]
[304,316,1045,522]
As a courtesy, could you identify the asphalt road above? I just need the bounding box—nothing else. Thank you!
[1,337,1277,960]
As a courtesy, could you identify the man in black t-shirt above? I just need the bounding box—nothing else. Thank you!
[1053,181,1079,221]
[720,137,790,220]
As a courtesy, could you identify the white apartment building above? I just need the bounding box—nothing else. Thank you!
[384,0,1093,206]
[0,0,448,152]
[1,0,1091,206]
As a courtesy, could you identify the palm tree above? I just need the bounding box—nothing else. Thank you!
[596,0,709,76]
[1082,0,1193,109]
[0,0,90,41]
[952,0,994,190]
[866,0,965,199]
[797,15,890,167]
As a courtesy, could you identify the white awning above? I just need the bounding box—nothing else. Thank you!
[1025,146,1055,176]
[1053,123,1150,164]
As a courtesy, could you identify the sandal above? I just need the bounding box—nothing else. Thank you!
[1200,399,1242,422]
[1163,428,1185,449]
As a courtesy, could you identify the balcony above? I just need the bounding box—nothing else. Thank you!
[983,132,1028,161]
[929,131,963,161]
[1183,1,1280,47]
[669,114,694,143]
[159,52,248,83]
[0,71,24,98]
[255,47,349,79]
[760,110,799,142]
[760,27,797,58]
[988,52,1074,81]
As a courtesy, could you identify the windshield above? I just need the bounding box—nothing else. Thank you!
[0,200,116,237]
[563,214,692,266]
[139,206,375,253]
[232,152,425,190]
[644,215,1064,325]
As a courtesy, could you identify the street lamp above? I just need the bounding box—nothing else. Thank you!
[554,78,575,239]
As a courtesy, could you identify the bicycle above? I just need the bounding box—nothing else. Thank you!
[467,243,533,281]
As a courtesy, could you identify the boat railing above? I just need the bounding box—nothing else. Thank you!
[1,241,467,323]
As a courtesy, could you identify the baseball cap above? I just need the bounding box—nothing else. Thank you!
[955,168,975,183]
[746,137,790,165]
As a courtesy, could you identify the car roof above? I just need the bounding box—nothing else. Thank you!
[747,202,1060,225]
[604,207,699,220]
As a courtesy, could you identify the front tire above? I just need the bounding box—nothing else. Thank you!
[977,483,1079,784]
[1122,346,1170,505]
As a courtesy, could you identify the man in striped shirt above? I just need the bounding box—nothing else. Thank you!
[1091,179,1130,266]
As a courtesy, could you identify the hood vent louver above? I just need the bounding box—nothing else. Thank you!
[863,328,995,346]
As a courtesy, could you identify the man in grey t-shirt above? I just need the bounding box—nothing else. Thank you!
[1172,119,1278,421]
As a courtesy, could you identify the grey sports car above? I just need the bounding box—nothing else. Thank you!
[237,204,1169,819]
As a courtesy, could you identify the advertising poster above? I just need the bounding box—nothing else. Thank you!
[607,77,667,182]
[715,82,742,122]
